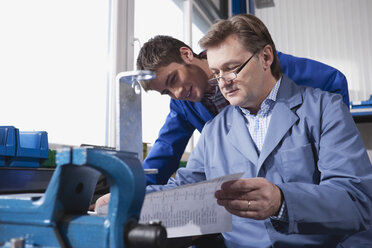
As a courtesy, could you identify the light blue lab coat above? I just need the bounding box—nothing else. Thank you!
[147,75,372,247]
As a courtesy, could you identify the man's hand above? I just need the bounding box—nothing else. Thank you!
[215,178,283,220]
[94,193,111,212]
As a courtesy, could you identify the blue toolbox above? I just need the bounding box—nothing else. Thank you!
[350,95,372,115]
[0,148,166,248]
[0,126,48,168]
[350,95,372,123]
[0,126,16,166]
[0,126,53,195]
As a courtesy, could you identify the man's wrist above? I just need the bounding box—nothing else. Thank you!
[271,186,288,222]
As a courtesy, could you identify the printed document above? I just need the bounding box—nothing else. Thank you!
[140,173,244,238]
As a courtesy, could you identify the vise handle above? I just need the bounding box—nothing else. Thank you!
[125,220,167,248]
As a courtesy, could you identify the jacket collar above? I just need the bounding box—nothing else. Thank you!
[227,75,303,172]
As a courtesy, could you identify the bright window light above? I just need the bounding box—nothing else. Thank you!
[0,0,109,146]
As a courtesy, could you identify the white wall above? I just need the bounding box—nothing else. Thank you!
[255,0,372,103]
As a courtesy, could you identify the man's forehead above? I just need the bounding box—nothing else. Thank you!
[148,77,165,92]
[148,62,180,91]
[156,62,182,77]
[207,38,249,68]
[207,49,246,69]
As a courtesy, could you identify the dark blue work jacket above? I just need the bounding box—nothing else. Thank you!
[143,52,349,184]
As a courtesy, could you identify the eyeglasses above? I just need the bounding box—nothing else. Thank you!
[208,52,256,86]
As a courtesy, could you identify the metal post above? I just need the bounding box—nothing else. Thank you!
[106,0,143,161]
[183,0,193,47]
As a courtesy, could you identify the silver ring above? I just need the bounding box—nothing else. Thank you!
[248,200,251,210]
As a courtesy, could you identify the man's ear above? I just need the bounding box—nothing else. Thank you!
[179,47,194,64]
[261,45,274,70]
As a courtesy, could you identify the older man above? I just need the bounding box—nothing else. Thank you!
[146,14,372,247]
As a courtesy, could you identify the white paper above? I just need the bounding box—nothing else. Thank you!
[139,173,244,238]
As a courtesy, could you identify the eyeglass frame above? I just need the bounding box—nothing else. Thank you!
[208,51,257,87]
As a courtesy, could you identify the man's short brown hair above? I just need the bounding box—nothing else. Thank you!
[136,35,197,91]
[199,14,282,80]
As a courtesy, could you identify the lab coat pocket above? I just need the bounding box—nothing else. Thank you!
[278,143,318,183]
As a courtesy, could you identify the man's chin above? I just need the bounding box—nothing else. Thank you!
[226,98,240,106]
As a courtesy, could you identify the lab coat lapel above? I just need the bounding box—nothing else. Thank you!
[257,76,302,168]
[227,107,259,165]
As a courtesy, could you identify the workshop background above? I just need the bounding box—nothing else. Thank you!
[1,0,371,161]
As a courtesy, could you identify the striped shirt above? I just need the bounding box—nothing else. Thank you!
[239,78,281,153]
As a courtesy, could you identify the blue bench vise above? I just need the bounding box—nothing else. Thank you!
[0,148,166,248]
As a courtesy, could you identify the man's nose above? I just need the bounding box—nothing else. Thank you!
[219,77,233,89]
[173,87,186,100]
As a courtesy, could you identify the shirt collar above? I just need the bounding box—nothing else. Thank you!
[266,76,282,102]
[239,76,282,116]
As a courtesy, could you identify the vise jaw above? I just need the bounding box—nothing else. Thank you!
[0,148,166,248]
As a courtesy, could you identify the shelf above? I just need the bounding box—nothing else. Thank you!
[0,167,54,194]
[351,107,372,123]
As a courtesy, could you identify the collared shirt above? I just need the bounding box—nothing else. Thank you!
[239,78,281,153]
